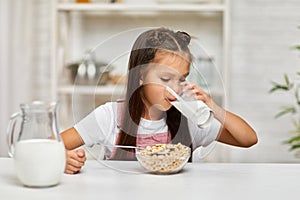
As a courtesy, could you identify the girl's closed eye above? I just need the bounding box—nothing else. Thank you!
[179,77,186,83]
[160,77,170,82]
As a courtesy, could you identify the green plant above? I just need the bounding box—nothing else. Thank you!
[269,40,300,152]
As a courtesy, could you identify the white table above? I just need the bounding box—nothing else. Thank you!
[1,157,300,200]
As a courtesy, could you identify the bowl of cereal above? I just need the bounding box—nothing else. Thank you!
[135,143,191,174]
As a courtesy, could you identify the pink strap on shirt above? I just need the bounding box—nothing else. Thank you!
[136,132,171,149]
[110,100,171,159]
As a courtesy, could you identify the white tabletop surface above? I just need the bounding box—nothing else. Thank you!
[1,157,300,200]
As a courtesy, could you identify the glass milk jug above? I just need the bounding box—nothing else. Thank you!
[7,101,66,187]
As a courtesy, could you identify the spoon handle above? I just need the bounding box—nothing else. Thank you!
[98,143,138,149]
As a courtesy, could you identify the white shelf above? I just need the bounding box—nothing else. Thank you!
[58,85,222,100]
[53,0,231,114]
[58,85,126,95]
[57,3,225,13]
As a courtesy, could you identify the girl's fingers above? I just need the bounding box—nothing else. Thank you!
[195,91,211,102]
[181,82,194,92]
[180,82,214,107]
[68,149,86,163]
[181,82,208,98]
[68,157,85,168]
[181,82,204,93]
[75,149,87,163]
[76,149,86,158]
[65,157,84,174]
[65,149,86,174]
[65,163,81,174]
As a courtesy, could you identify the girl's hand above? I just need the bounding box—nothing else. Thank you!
[181,82,214,108]
[181,82,226,122]
[65,149,86,174]
[181,83,257,147]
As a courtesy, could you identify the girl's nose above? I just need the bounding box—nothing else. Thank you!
[170,84,182,95]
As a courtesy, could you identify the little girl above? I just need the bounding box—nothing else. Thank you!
[61,27,257,174]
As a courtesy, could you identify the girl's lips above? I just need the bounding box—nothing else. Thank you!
[166,96,177,102]
[165,88,179,102]
[165,87,179,102]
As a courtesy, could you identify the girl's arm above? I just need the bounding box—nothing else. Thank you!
[61,127,84,150]
[60,128,87,174]
[183,82,258,147]
[211,102,258,147]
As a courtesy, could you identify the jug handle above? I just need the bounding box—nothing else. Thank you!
[6,112,21,157]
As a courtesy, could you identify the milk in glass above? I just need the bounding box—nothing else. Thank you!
[166,86,213,128]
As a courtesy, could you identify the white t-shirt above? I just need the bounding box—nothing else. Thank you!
[74,102,221,153]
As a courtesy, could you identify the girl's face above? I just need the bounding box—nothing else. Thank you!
[141,51,190,119]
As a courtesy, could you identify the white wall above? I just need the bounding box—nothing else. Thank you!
[0,0,11,157]
[225,0,300,162]
[0,0,53,157]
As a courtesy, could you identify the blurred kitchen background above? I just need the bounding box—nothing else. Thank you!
[1,0,300,162]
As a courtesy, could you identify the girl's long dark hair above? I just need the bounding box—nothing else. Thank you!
[111,28,193,160]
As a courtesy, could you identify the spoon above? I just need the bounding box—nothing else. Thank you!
[99,144,171,155]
